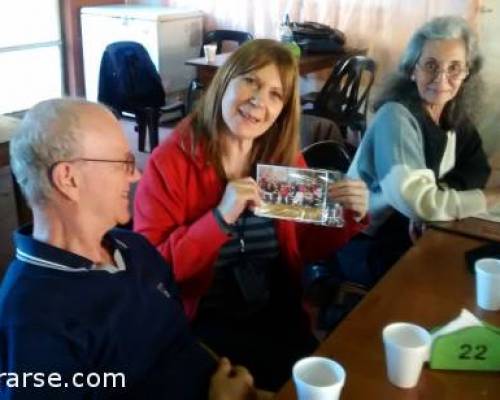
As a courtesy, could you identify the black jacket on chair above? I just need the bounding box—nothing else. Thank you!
[98,41,185,152]
[98,41,165,113]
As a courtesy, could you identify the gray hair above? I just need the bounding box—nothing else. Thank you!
[374,16,483,127]
[10,98,97,207]
[400,16,481,77]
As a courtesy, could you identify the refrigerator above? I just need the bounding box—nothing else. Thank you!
[81,5,203,101]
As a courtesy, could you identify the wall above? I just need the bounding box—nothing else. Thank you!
[128,0,499,161]
[129,1,478,79]
[477,0,500,159]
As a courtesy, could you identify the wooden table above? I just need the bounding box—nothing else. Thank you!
[430,218,500,243]
[185,47,366,86]
[276,229,500,399]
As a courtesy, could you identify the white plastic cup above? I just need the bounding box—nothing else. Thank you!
[475,258,500,311]
[382,322,431,389]
[203,44,217,63]
[293,356,346,400]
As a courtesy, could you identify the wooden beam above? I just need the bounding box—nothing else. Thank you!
[61,0,124,96]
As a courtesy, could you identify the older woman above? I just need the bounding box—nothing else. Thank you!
[134,39,368,389]
[343,16,499,286]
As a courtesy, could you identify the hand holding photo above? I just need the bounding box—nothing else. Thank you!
[255,164,344,226]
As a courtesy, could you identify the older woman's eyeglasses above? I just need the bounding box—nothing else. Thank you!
[49,153,136,177]
[416,60,468,81]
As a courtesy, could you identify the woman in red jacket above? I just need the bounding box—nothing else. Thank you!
[134,39,368,390]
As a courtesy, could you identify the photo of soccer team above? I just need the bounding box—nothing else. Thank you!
[255,164,345,226]
[255,164,327,223]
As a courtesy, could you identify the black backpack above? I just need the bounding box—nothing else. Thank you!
[291,22,346,53]
[98,41,165,113]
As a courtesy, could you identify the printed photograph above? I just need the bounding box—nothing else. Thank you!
[255,164,343,225]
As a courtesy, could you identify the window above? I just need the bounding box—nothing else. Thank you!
[0,0,63,114]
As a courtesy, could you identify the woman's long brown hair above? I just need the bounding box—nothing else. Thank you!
[190,39,301,177]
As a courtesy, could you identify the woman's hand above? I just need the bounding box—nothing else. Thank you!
[209,357,255,400]
[217,177,262,224]
[329,179,369,220]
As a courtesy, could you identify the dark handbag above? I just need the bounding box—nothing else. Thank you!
[291,21,346,53]
[232,257,271,315]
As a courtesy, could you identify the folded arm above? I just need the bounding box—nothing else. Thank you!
[372,103,487,221]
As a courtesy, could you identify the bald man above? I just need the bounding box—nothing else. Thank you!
[0,98,256,399]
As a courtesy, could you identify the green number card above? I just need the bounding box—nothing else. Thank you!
[430,324,500,371]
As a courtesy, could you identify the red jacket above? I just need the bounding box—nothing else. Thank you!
[134,118,367,319]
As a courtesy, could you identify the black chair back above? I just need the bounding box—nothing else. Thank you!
[302,138,362,332]
[307,55,376,135]
[98,41,184,152]
[98,41,165,113]
[302,140,352,173]
[302,138,365,332]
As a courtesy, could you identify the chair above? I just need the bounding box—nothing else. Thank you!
[302,140,352,173]
[98,41,185,152]
[302,139,365,332]
[299,114,343,149]
[186,29,253,112]
[302,55,376,137]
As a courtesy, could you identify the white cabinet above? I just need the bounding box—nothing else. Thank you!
[81,5,203,101]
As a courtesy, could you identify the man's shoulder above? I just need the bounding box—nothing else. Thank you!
[0,259,63,330]
[109,228,175,282]
[109,227,150,248]
[109,228,169,267]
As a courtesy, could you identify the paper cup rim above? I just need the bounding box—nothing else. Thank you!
[293,356,346,387]
[475,258,500,276]
[383,322,431,348]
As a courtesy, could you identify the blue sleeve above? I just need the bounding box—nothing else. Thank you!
[350,102,428,219]
[0,326,103,399]
[136,231,182,301]
[113,229,182,301]
[370,103,427,182]
[129,338,216,400]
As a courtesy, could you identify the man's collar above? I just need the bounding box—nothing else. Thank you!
[14,225,128,273]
